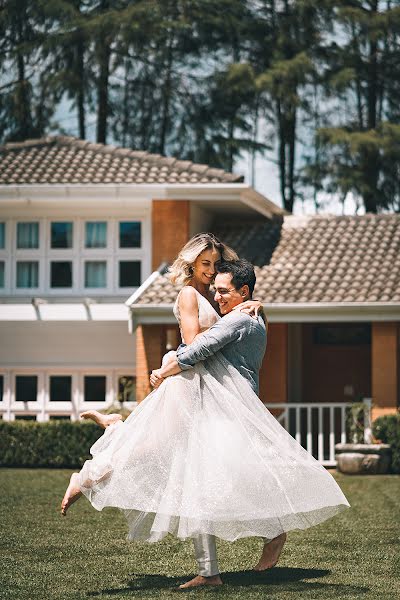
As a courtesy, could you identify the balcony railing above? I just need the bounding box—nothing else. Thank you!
[264,398,372,467]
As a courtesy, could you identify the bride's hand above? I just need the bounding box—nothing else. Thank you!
[150,369,164,389]
[233,299,264,320]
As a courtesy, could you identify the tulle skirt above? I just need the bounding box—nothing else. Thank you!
[78,353,350,542]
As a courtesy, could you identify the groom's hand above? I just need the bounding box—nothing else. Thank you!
[150,369,164,389]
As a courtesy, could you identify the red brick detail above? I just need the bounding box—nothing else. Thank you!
[136,325,165,402]
[152,200,190,270]
[260,323,288,404]
[372,322,399,420]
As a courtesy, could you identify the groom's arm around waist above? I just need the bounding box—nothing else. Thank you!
[176,312,246,370]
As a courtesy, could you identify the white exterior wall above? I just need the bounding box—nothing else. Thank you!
[0,322,135,367]
[0,191,149,419]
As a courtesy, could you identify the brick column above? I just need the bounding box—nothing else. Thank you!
[371,322,399,420]
[259,323,288,404]
[136,325,165,402]
[152,200,190,270]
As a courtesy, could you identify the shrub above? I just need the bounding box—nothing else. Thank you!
[373,414,400,474]
[0,421,102,468]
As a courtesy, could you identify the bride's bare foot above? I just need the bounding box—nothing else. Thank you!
[80,411,122,429]
[253,533,287,571]
[178,575,223,589]
[61,473,82,516]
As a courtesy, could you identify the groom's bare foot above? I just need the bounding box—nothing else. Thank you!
[61,473,82,516]
[80,410,122,429]
[253,533,287,571]
[178,575,223,589]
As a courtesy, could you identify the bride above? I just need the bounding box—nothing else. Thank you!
[61,232,350,589]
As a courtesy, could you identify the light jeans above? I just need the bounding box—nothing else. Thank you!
[193,535,271,576]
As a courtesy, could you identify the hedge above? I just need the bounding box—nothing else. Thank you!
[373,413,400,474]
[0,421,103,468]
[2,415,399,472]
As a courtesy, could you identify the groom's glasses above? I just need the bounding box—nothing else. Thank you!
[214,287,237,296]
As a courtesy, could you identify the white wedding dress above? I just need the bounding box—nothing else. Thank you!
[79,288,349,542]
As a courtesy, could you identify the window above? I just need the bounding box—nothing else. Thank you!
[51,261,72,288]
[119,222,141,248]
[49,415,71,421]
[118,376,136,403]
[0,376,3,401]
[85,222,107,248]
[119,261,141,287]
[85,261,106,288]
[313,324,371,345]
[16,261,39,288]
[16,376,37,402]
[50,376,72,402]
[0,222,5,248]
[17,222,39,249]
[15,415,37,421]
[0,262,4,288]
[84,376,106,402]
[51,222,73,248]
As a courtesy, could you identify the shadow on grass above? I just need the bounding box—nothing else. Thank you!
[88,567,369,596]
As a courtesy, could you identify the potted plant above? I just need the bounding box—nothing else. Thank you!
[100,376,135,421]
[335,400,392,474]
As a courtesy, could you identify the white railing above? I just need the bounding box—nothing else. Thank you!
[264,399,372,467]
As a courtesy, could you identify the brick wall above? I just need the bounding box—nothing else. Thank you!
[136,325,165,402]
[259,323,288,404]
[152,200,190,270]
[372,322,399,419]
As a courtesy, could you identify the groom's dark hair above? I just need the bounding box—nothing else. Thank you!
[216,259,256,297]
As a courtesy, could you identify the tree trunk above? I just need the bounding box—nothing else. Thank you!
[96,37,110,144]
[277,99,288,210]
[15,18,32,139]
[158,34,174,155]
[287,108,296,213]
[76,34,86,139]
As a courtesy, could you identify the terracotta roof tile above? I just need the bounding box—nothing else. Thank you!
[0,136,244,185]
[133,214,400,306]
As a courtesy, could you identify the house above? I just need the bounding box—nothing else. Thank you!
[1,136,399,466]
[127,213,400,464]
[0,136,282,422]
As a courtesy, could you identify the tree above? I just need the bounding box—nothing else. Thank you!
[314,0,400,213]
[0,0,56,141]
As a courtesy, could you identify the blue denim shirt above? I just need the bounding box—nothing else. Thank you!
[176,311,267,394]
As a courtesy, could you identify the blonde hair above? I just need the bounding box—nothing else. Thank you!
[169,233,238,286]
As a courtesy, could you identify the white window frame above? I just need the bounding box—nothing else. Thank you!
[11,370,44,419]
[115,370,137,405]
[0,368,137,422]
[47,219,77,294]
[0,221,10,292]
[81,371,112,406]
[0,212,151,296]
[12,218,44,294]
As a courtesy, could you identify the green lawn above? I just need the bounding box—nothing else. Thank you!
[0,469,399,600]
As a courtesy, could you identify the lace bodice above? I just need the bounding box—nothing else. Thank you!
[173,287,220,344]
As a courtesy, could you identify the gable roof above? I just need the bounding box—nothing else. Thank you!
[128,214,400,308]
[0,136,244,185]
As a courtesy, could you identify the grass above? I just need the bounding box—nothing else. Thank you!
[0,469,399,600]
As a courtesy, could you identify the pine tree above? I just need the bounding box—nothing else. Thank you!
[314,0,400,213]
[0,0,55,141]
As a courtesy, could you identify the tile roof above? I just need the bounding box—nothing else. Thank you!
[132,214,400,305]
[0,136,244,185]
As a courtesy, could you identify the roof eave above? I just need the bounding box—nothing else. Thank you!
[0,183,284,216]
[128,302,400,324]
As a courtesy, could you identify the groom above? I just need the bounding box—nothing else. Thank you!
[150,259,287,590]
